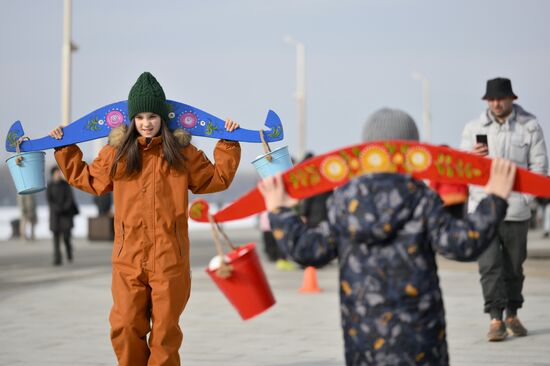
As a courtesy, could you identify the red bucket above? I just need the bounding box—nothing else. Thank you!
[205,243,276,320]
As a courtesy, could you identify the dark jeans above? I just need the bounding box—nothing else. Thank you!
[262,231,283,262]
[478,220,529,317]
[53,230,73,264]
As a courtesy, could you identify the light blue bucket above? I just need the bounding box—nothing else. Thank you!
[251,145,294,178]
[6,151,47,194]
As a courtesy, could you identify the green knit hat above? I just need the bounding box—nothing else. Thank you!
[128,72,169,122]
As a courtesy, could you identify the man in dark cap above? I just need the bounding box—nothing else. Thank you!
[460,77,548,342]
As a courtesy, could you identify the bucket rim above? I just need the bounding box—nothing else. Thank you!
[251,145,289,164]
[204,243,257,273]
[5,151,46,163]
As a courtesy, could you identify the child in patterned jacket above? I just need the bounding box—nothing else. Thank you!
[258,108,516,366]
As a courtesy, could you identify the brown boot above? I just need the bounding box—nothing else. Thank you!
[487,319,507,341]
[505,316,528,337]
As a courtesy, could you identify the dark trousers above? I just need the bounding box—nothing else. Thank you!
[262,231,283,262]
[53,230,73,264]
[478,220,529,317]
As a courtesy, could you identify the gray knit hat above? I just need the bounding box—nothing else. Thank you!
[362,108,419,142]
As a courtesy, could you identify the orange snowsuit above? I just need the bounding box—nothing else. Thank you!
[55,132,240,365]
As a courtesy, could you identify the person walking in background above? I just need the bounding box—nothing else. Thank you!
[460,77,548,341]
[46,166,79,265]
[259,210,281,262]
[299,152,334,228]
[49,72,241,366]
[17,193,37,241]
[300,189,334,227]
[299,152,334,269]
[94,192,113,216]
[259,108,516,365]
[259,210,295,272]
[260,210,297,271]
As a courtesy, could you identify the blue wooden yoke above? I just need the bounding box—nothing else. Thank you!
[5,100,284,152]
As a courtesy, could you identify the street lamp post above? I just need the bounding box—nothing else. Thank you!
[284,35,306,161]
[63,0,96,156]
[411,71,431,142]
[61,0,73,127]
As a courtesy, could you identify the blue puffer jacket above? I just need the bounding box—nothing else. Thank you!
[269,173,508,366]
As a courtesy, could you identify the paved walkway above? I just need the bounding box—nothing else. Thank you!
[0,229,549,365]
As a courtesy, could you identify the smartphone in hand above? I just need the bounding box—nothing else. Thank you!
[476,134,488,146]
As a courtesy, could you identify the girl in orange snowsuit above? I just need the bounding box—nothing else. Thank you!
[50,72,241,365]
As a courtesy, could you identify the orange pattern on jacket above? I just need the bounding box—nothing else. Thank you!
[55,135,240,366]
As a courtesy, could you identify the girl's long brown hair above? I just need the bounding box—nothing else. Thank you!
[109,120,186,178]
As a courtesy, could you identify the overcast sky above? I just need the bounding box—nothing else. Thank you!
[2,0,550,174]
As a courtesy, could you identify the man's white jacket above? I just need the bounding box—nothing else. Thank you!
[461,104,548,221]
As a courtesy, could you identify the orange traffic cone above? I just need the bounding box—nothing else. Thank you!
[299,266,322,293]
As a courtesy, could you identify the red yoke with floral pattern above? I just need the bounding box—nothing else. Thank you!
[190,140,550,223]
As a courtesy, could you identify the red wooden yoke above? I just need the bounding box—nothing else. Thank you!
[190,140,550,223]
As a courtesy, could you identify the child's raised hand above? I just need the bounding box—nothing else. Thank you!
[258,174,299,212]
[49,126,64,140]
[484,158,517,199]
[224,119,239,132]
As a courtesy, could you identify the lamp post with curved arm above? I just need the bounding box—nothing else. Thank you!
[412,71,431,142]
[284,35,306,160]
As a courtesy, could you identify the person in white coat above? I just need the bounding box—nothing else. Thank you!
[460,77,548,341]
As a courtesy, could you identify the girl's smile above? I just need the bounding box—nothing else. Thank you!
[134,112,162,138]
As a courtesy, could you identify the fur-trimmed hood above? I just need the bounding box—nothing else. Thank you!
[108,125,192,148]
